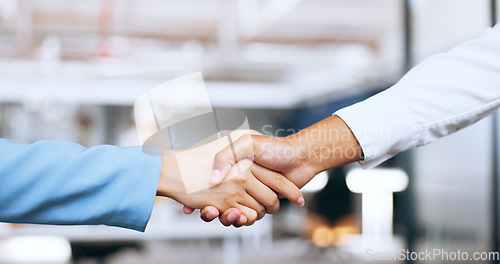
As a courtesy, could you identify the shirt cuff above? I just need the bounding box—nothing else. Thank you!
[334,90,419,169]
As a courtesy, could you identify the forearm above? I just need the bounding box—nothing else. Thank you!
[287,115,363,174]
[0,139,161,231]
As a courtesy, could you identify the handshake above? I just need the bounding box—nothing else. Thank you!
[155,115,363,227]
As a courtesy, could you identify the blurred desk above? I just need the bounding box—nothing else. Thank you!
[0,216,271,242]
[0,203,272,264]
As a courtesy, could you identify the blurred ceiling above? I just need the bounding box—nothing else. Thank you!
[2,0,401,46]
[0,0,403,107]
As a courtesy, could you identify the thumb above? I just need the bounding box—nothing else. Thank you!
[210,132,259,185]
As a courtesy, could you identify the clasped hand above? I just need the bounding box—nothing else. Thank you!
[156,130,306,227]
[158,116,362,227]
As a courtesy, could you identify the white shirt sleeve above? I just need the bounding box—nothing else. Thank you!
[334,25,500,169]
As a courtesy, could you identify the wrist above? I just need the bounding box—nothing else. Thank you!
[157,150,185,199]
[289,115,363,174]
[286,132,323,176]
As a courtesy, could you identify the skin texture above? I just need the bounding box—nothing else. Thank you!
[156,130,304,226]
[185,115,363,226]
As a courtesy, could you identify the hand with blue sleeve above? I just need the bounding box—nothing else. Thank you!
[0,133,303,231]
[0,138,161,231]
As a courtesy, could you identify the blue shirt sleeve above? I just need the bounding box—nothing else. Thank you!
[0,139,162,232]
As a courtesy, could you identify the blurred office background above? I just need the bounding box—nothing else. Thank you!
[0,0,499,263]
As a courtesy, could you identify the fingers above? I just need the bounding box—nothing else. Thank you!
[219,208,241,226]
[243,170,281,214]
[218,204,259,227]
[236,205,259,226]
[237,189,266,221]
[251,163,305,207]
[183,206,195,214]
[199,207,247,227]
[234,215,247,228]
[219,208,247,228]
[218,209,247,228]
[200,206,219,222]
[211,134,259,185]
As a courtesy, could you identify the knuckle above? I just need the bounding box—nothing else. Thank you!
[221,190,237,202]
[265,194,279,209]
[213,153,226,165]
[241,133,252,141]
[271,194,279,206]
[228,189,241,199]
[243,211,257,226]
[272,175,287,192]
[257,209,266,220]
[214,152,235,167]
[274,202,280,214]
[232,176,249,186]
[239,134,254,149]
[257,206,265,218]
[246,217,256,226]
[266,197,280,214]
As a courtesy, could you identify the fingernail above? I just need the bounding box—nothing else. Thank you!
[297,196,305,206]
[227,210,239,222]
[183,206,194,214]
[238,215,247,225]
[210,169,223,185]
[206,209,218,219]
